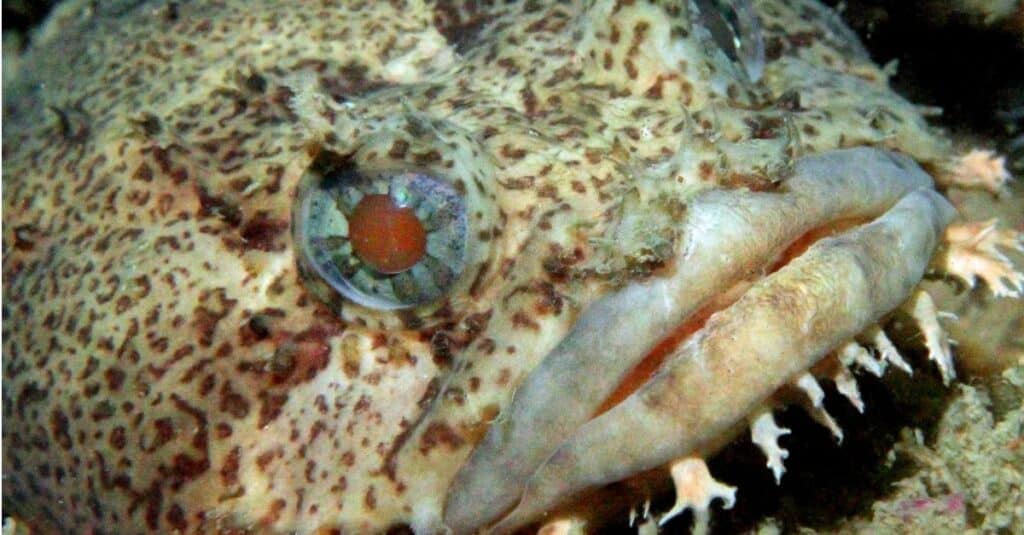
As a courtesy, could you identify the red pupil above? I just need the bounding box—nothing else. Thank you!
[348,194,427,273]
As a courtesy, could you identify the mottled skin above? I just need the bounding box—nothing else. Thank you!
[0,0,999,533]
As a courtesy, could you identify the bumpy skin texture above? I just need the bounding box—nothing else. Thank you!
[0,0,986,533]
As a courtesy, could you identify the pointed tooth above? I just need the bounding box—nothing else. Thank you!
[833,364,865,413]
[794,373,844,442]
[908,291,956,385]
[658,457,736,534]
[749,411,790,484]
[631,499,654,531]
[839,341,885,377]
[810,408,844,444]
[795,372,825,406]
[865,325,912,375]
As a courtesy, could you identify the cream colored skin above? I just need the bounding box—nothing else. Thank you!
[0,0,1010,533]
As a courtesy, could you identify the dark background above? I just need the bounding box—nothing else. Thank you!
[821,0,1023,173]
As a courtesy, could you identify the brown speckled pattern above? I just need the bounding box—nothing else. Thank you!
[2,0,955,532]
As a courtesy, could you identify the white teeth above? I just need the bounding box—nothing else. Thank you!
[794,373,844,442]
[907,290,956,385]
[864,325,912,375]
[659,457,736,535]
[749,411,791,484]
[838,341,885,377]
[629,499,652,529]
[833,364,865,413]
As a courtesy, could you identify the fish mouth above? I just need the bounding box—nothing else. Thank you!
[442,147,955,533]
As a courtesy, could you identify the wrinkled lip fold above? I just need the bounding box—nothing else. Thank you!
[443,148,955,533]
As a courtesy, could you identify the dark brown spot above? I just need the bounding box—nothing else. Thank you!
[419,421,465,455]
[412,150,442,165]
[219,382,250,418]
[699,161,714,180]
[133,113,163,136]
[109,427,127,449]
[645,76,665,99]
[430,331,455,367]
[16,382,48,418]
[196,187,242,226]
[262,498,287,524]
[258,392,289,427]
[50,409,72,450]
[365,486,377,510]
[215,423,233,439]
[787,31,816,48]
[221,447,241,486]
[192,289,237,347]
[240,216,288,252]
[256,449,278,471]
[477,338,496,355]
[521,86,538,116]
[776,90,803,111]
[388,139,410,159]
[91,401,115,421]
[511,311,540,330]
[499,144,528,160]
[147,417,176,452]
[133,163,154,182]
[535,282,564,315]
[166,503,187,530]
[12,224,39,251]
[624,59,639,80]
[244,72,267,93]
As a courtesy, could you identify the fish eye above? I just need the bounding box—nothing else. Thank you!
[294,152,468,310]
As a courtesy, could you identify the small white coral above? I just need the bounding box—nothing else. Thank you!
[749,410,791,483]
[942,149,1012,193]
[659,458,736,535]
[940,219,1024,298]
